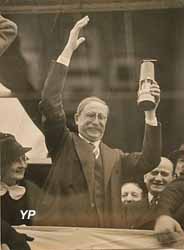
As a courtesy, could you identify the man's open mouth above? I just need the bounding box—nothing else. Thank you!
[151,183,163,187]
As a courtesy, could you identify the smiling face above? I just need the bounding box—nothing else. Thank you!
[144,157,174,196]
[2,155,28,185]
[121,182,143,204]
[75,101,108,142]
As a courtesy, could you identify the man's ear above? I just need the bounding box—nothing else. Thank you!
[74,113,79,125]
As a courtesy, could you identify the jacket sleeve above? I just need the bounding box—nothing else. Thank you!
[1,219,33,250]
[121,123,162,177]
[39,61,70,158]
[0,15,17,56]
[156,177,184,217]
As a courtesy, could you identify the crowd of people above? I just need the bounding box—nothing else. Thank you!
[0,14,184,250]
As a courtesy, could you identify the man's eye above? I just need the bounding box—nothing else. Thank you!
[160,171,169,177]
[99,114,107,120]
[87,113,95,118]
[132,193,138,197]
[151,171,159,176]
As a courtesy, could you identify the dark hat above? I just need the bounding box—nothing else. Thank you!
[169,144,184,162]
[0,133,31,167]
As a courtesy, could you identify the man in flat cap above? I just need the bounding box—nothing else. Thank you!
[39,16,161,228]
[0,14,17,56]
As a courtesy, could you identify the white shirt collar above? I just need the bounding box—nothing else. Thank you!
[79,133,101,148]
[148,192,160,203]
[148,192,154,203]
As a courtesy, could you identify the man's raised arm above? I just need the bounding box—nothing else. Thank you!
[139,83,162,172]
[57,16,89,66]
[122,80,162,177]
[40,16,89,157]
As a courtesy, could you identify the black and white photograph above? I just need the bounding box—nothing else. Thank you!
[0,1,184,249]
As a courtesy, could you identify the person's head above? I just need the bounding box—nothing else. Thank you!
[74,96,109,142]
[175,154,184,177]
[144,157,174,196]
[170,144,184,178]
[121,182,143,204]
[0,133,31,185]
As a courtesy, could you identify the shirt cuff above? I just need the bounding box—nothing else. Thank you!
[145,118,158,126]
[57,56,70,66]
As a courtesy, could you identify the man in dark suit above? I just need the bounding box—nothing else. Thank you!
[144,157,174,205]
[121,157,174,229]
[154,176,184,246]
[39,16,161,228]
[0,14,17,56]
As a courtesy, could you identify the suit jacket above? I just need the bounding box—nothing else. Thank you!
[121,195,158,230]
[0,15,17,56]
[39,61,161,228]
[157,176,184,228]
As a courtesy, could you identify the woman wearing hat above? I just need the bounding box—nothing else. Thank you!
[0,133,41,250]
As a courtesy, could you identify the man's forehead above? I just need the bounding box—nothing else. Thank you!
[152,163,173,173]
[82,101,108,113]
[121,183,142,192]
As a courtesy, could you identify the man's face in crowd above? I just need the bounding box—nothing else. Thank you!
[2,154,28,185]
[121,182,143,204]
[144,157,174,196]
[175,154,184,177]
[75,101,108,142]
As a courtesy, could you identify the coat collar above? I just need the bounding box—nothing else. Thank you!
[72,133,95,202]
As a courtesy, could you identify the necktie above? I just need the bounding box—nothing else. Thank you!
[90,143,100,159]
[0,182,26,200]
[150,195,160,207]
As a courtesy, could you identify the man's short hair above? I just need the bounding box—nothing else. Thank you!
[145,156,174,176]
[76,96,109,115]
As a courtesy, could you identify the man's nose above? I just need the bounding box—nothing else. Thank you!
[93,115,99,124]
[127,194,133,201]
[154,173,162,181]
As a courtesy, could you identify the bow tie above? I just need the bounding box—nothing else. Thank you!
[0,182,26,200]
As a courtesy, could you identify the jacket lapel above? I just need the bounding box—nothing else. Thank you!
[100,143,118,190]
[73,134,118,198]
[137,196,153,227]
[72,134,95,198]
